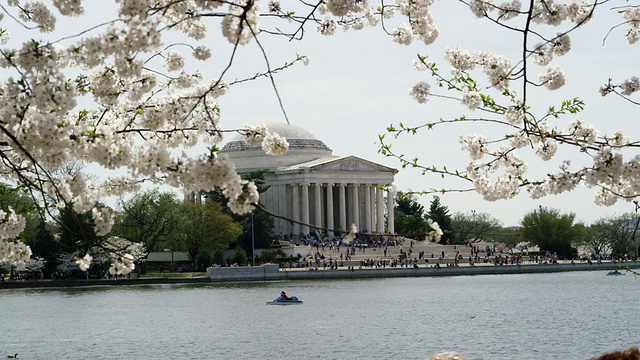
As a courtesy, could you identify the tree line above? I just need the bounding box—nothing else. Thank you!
[394,193,640,259]
[4,181,638,279]
[0,171,275,278]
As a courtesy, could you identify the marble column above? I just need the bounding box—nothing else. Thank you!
[338,183,347,231]
[292,184,300,236]
[387,188,395,234]
[277,184,286,237]
[301,183,309,235]
[314,183,322,231]
[352,183,359,230]
[376,186,384,233]
[370,185,376,232]
[326,183,334,236]
[364,184,371,233]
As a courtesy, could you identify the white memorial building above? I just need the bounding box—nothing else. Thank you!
[215,123,397,238]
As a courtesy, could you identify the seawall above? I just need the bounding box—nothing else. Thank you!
[207,261,640,282]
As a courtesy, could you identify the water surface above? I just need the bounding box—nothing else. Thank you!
[0,271,637,359]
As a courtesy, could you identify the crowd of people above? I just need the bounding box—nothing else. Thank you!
[271,231,640,273]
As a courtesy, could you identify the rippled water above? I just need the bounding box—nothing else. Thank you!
[0,271,638,360]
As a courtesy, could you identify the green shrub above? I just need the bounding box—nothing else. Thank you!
[230,247,248,265]
[212,248,224,265]
[196,251,212,268]
[258,250,277,264]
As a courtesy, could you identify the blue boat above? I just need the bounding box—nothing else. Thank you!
[266,296,303,305]
[607,270,624,276]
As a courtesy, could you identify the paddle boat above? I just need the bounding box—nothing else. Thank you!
[607,270,624,276]
[266,295,303,305]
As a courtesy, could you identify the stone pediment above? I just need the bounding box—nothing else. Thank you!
[278,155,397,174]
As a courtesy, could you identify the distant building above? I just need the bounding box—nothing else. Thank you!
[146,251,191,269]
[203,123,397,239]
[147,251,191,263]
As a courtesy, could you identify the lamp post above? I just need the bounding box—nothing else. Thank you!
[251,211,256,266]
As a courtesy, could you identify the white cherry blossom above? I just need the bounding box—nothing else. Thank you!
[410,81,430,103]
[75,254,93,272]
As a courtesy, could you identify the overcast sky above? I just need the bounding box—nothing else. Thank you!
[6,1,639,227]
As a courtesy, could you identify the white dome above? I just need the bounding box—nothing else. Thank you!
[219,123,333,172]
[221,123,331,153]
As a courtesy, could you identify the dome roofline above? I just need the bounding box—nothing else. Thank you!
[220,122,332,153]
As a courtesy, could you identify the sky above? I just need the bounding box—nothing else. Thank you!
[4,1,640,227]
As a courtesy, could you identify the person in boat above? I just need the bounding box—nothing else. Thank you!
[612,269,621,274]
[280,291,290,300]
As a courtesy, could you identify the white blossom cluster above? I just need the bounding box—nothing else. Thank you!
[19,1,57,32]
[244,124,268,145]
[392,0,438,46]
[472,175,521,201]
[619,77,640,96]
[0,208,26,239]
[386,182,398,194]
[342,223,358,244]
[568,120,598,147]
[70,236,146,274]
[14,256,47,273]
[434,1,588,95]
[461,90,482,110]
[538,64,566,90]
[599,76,640,99]
[532,34,571,67]
[425,218,443,242]
[104,236,147,261]
[623,7,640,44]
[312,0,438,42]
[57,252,83,274]
[316,0,380,32]
[410,81,430,103]
[323,0,369,17]
[52,0,83,17]
[242,124,289,155]
[102,236,146,275]
[0,207,29,266]
[440,47,513,90]
[0,240,32,266]
[262,131,290,155]
[109,253,136,275]
[75,254,93,272]
[318,17,338,35]
[459,135,488,160]
[221,1,260,45]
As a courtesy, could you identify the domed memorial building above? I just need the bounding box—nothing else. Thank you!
[192,123,397,239]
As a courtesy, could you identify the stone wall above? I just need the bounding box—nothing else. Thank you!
[207,264,280,281]
[207,261,640,282]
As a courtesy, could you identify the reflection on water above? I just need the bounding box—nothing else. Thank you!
[0,271,638,360]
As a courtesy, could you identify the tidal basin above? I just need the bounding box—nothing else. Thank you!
[1,271,638,360]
